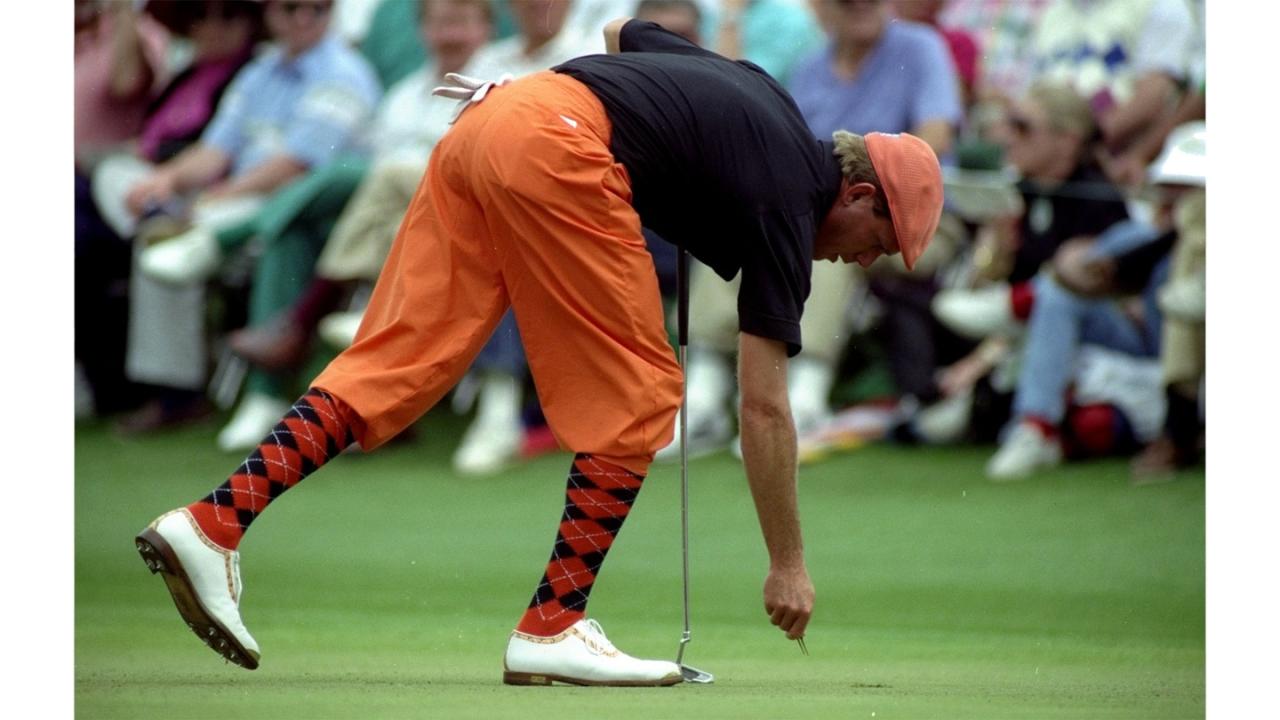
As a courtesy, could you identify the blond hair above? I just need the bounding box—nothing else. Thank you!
[832,130,889,216]
[1025,81,1095,138]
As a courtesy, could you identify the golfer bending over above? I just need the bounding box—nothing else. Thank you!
[136,18,943,686]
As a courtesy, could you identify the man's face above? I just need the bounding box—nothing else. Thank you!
[1000,100,1083,181]
[423,1,492,71]
[636,6,702,45]
[820,0,889,46]
[266,0,333,56]
[814,181,900,268]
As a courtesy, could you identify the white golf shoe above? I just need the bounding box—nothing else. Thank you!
[135,508,261,669]
[503,619,683,686]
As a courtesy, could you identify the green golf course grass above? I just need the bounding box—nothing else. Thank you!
[75,410,1205,719]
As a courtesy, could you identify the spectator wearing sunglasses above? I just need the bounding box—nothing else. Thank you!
[919,81,1130,447]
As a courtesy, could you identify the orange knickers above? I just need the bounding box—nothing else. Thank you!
[312,72,683,476]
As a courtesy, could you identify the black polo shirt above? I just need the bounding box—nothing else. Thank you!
[554,20,843,356]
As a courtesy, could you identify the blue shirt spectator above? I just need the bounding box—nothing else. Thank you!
[787,19,961,159]
[203,33,381,176]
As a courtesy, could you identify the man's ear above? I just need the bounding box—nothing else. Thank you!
[847,182,878,203]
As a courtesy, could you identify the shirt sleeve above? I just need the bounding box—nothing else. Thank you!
[284,79,378,168]
[1130,0,1195,80]
[908,27,964,129]
[736,211,815,357]
[200,66,254,158]
[620,19,716,58]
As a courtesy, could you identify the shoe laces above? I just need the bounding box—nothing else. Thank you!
[579,619,618,656]
[230,551,243,605]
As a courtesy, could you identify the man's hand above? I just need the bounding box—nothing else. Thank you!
[125,172,177,217]
[764,563,814,640]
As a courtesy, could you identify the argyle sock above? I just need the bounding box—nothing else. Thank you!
[185,388,356,550]
[516,454,645,637]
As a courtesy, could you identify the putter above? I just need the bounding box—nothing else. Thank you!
[675,248,714,685]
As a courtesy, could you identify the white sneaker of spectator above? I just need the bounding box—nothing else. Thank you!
[986,421,1062,481]
[317,309,365,349]
[217,393,293,453]
[140,226,222,285]
[452,372,523,476]
[932,283,1018,340]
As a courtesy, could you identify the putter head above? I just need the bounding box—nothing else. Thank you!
[680,664,714,684]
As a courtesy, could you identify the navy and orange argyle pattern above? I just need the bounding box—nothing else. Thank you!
[517,454,645,636]
[186,388,355,550]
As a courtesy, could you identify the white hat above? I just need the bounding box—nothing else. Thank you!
[1148,122,1206,187]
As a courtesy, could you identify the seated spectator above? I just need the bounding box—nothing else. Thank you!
[1130,122,1205,483]
[932,81,1130,341]
[1028,0,1196,168]
[982,125,1207,480]
[76,0,262,418]
[103,0,382,436]
[711,0,825,85]
[919,81,1129,444]
[634,0,702,44]
[890,0,979,110]
[75,0,170,172]
[661,0,962,459]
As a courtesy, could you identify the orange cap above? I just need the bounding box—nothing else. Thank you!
[864,132,944,271]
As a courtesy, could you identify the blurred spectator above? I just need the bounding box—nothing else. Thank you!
[1130,122,1205,483]
[75,0,170,171]
[634,0,702,43]
[1028,0,1196,161]
[890,0,979,110]
[1094,0,1205,190]
[922,81,1129,444]
[206,0,497,457]
[662,0,962,459]
[937,0,1051,104]
[77,0,262,418]
[102,0,381,436]
[981,124,1207,480]
[436,0,608,473]
[711,0,824,85]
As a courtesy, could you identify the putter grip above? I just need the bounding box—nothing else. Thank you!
[677,248,689,346]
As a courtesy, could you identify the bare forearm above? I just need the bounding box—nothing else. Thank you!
[208,155,308,199]
[108,5,152,99]
[911,119,954,158]
[739,399,803,567]
[1101,74,1178,151]
[162,144,233,194]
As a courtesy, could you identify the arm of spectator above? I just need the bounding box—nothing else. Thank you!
[909,28,963,159]
[201,155,309,202]
[936,336,1011,397]
[1098,72,1181,153]
[106,0,156,100]
[604,17,631,54]
[715,0,748,60]
[1097,88,1205,188]
[125,143,233,217]
[1051,236,1116,298]
[737,331,813,641]
[910,118,955,159]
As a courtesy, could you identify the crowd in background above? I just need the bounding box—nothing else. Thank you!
[75,0,1207,485]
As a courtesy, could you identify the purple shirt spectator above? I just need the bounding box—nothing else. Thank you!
[787,19,962,160]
